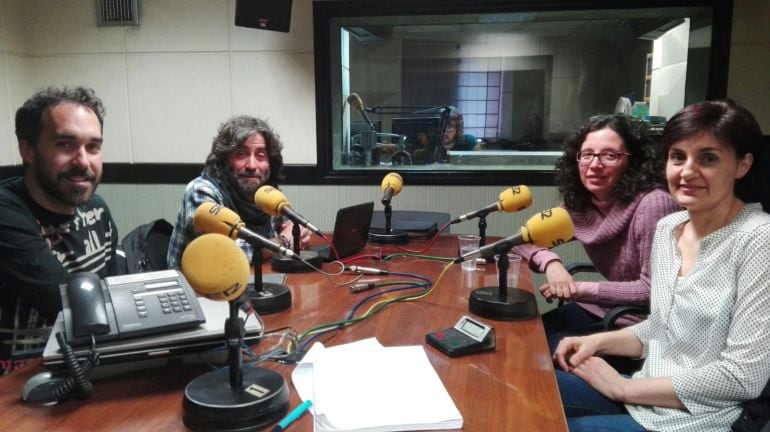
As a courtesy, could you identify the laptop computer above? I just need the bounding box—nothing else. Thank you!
[42,297,263,373]
[370,210,449,238]
[314,202,374,261]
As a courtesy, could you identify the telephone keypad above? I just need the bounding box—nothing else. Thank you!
[135,287,193,316]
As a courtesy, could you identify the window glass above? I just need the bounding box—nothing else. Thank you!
[317,2,724,180]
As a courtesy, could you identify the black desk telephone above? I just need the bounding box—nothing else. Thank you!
[60,269,206,346]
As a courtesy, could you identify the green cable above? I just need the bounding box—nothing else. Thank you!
[383,252,454,262]
[297,282,432,344]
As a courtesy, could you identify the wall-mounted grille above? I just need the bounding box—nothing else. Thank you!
[97,0,139,27]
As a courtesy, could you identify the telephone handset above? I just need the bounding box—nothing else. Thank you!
[65,272,111,338]
[60,269,207,346]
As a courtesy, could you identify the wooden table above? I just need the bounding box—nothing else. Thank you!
[0,236,567,431]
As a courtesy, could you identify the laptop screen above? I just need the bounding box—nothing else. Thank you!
[332,202,374,258]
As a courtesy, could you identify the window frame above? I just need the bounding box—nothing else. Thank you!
[310,0,733,187]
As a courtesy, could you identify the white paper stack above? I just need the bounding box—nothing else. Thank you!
[291,338,463,432]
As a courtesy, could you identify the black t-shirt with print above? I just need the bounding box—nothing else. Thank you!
[0,177,119,374]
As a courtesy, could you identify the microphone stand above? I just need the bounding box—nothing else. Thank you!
[435,105,453,163]
[227,301,244,388]
[252,245,292,314]
[368,200,409,245]
[270,223,322,274]
[468,250,537,321]
[477,214,494,264]
[182,296,290,431]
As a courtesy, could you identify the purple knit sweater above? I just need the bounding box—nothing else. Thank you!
[515,187,679,321]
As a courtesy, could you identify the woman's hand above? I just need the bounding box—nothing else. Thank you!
[562,347,682,409]
[571,357,627,402]
[540,261,578,302]
[553,335,599,372]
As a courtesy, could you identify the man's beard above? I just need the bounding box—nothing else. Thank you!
[232,168,270,197]
[33,160,99,207]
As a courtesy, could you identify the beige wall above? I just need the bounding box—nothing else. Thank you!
[728,0,770,127]
[0,0,317,166]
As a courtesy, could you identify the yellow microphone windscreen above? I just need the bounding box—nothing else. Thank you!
[522,207,574,248]
[181,233,249,302]
[254,185,289,216]
[498,185,533,212]
[381,172,403,196]
[193,202,241,240]
[347,93,365,113]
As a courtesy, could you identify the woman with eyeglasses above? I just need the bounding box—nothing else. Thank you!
[553,100,770,432]
[515,114,679,357]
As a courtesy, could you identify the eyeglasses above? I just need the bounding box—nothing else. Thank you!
[576,151,630,165]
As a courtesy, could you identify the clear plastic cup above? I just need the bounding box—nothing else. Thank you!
[458,234,481,271]
[494,252,522,288]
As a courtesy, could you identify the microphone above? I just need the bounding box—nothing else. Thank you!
[347,92,376,131]
[193,202,298,259]
[254,186,323,236]
[180,233,250,302]
[380,172,403,205]
[450,185,533,224]
[454,207,574,263]
[179,232,292,429]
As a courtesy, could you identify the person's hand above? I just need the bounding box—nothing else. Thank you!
[553,335,599,372]
[280,222,312,249]
[539,261,577,302]
[571,356,626,402]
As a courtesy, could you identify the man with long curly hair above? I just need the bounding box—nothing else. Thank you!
[167,116,310,268]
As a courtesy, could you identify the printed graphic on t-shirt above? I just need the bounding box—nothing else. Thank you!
[41,205,114,274]
[1,204,115,374]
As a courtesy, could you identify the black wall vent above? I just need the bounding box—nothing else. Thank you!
[97,0,139,27]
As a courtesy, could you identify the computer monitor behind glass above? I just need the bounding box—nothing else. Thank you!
[391,117,442,163]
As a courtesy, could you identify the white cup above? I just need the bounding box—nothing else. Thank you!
[458,234,481,271]
[495,252,522,288]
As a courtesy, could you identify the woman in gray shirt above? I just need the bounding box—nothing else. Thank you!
[553,99,770,432]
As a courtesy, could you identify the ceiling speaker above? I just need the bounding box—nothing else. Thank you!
[235,0,292,33]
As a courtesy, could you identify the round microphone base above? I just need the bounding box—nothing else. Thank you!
[182,366,289,432]
[271,250,322,273]
[245,282,292,314]
[368,228,409,245]
[469,286,537,321]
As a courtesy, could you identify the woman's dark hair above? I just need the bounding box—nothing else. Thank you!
[204,115,285,187]
[556,114,664,211]
[662,99,768,210]
[445,106,468,147]
[15,86,105,147]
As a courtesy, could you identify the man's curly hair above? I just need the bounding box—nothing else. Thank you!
[203,115,285,187]
[555,114,665,211]
[15,86,105,147]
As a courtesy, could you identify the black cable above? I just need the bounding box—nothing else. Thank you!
[52,332,100,401]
